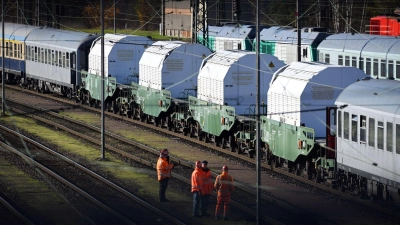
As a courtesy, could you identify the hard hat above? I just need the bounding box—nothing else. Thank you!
[222,165,228,171]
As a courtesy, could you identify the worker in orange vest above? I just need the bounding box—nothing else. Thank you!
[214,165,234,220]
[157,149,174,202]
[191,161,204,217]
[200,160,213,216]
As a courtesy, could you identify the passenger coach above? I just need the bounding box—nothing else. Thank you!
[24,27,98,98]
[335,78,400,202]
[0,23,39,83]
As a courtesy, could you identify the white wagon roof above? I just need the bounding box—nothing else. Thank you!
[335,79,400,115]
[0,23,40,41]
[259,26,329,45]
[216,25,252,39]
[317,33,400,54]
[139,41,185,67]
[26,27,96,50]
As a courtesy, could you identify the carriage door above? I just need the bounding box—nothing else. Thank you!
[70,52,76,85]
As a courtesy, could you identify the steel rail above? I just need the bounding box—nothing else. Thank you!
[0,195,35,225]
[4,85,399,220]
[5,103,283,225]
[0,125,186,225]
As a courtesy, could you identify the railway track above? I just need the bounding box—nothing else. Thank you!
[3,85,400,224]
[0,195,35,225]
[0,125,185,225]
[3,92,307,224]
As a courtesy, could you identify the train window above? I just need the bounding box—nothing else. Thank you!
[17,44,22,59]
[62,52,66,68]
[396,124,400,154]
[59,51,62,67]
[34,46,37,62]
[369,118,375,147]
[352,57,357,67]
[360,115,366,143]
[66,53,69,69]
[377,121,384,150]
[373,59,378,76]
[352,115,358,142]
[44,49,47,64]
[51,50,55,65]
[14,43,17,58]
[55,51,59,67]
[325,54,330,64]
[359,57,364,70]
[381,60,386,77]
[387,122,393,152]
[366,58,371,75]
[41,48,45,64]
[338,55,343,65]
[31,46,34,61]
[38,48,41,63]
[338,111,342,138]
[47,49,51,65]
[388,60,394,79]
[396,61,400,79]
[9,43,13,58]
[344,112,349,140]
[26,46,29,60]
[345,56,350,66]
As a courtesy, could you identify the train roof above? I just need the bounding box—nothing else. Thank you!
[215,25,253,39]
[259,26,329,44]
[0,23,40,41]
[318,33,400,54]
[143,40,186,56]
[335,79,400,115]
[25,27,98,50]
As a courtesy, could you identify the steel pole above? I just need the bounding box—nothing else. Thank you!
[256,0,261,224]
[297,0,301,62]
[114,0,116,34]
[2,0,4,115]
[101,0,105,159]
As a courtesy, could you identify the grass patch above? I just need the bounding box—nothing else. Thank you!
[61,112,101,125]
[0,115,185,201]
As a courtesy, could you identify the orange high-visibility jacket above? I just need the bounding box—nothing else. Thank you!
[157,157,173,180]
[214,171,234,197]
[191,168,204,193]
[202,169,213,195]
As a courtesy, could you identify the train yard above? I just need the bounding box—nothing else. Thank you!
[0,85,399,225]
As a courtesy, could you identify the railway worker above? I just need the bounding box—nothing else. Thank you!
[200,160,213,216]
[191,161,204,217]
[214,165,234,220]
[157,149,174,202]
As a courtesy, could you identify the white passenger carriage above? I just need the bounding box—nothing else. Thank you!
[25,27,98,97]
[336,79,400,202]
[318,33,400,80]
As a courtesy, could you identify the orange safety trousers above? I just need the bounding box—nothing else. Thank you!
[215,195,230,217]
